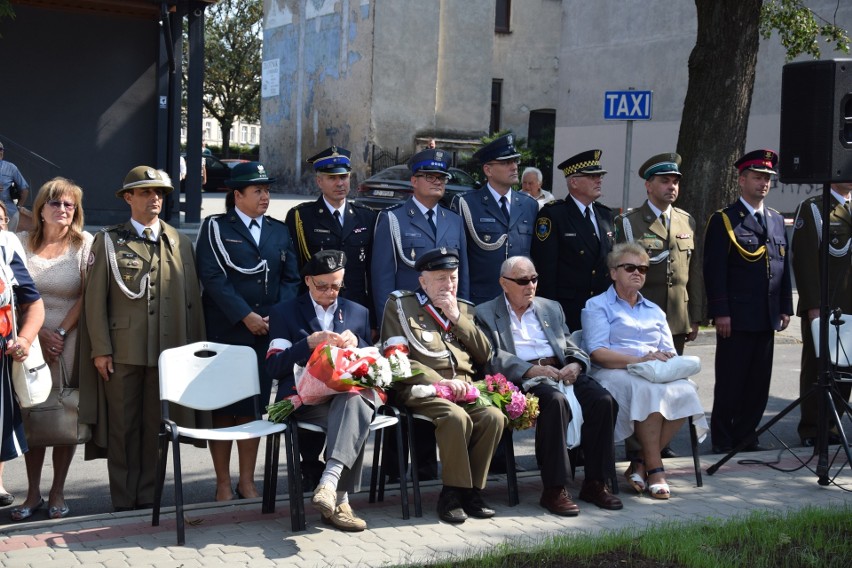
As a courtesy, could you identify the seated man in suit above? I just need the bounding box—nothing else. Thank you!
[266,250,373,532]
[380,247,506,524]
[475,255,622,515]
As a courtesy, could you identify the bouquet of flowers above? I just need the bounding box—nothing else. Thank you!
[471,373,540,431]
[267,341,417,423]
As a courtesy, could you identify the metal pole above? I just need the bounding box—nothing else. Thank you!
[622,120,633,213]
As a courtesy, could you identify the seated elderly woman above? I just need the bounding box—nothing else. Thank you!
[581,243,708,500]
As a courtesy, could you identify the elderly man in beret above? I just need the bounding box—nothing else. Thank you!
[380,247,506,524]
[196,161,300,501]
[266,250,373,531]
[79,166,208,512]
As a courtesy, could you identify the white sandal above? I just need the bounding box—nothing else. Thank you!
[624,459,646,493]
[646,467,670,500]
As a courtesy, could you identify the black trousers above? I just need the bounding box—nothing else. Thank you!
[528,375,617,487]
[711,330,774,449]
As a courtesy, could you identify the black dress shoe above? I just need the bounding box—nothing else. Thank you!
[660,446,678,459]
[461,488,495,519]
[437,488,467,524]
[743,442,772,452]
[0,492,14,507]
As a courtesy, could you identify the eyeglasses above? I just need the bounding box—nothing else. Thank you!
[47,200,77,211]
[501,275,539,286]
[617,263,649,275]
[310,277,345,292]
[573,173,606,179]
[414,173,449,184]
[488,158,520,166]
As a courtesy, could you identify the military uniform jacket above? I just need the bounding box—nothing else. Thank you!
[380,290,491,405]
[530,199,614,330]
[196,210,300,346]
[285,197,376,311]
[703,200,793,331]
[78,220,208,455]
[614,201,702,335]
[451,187,538,305]
[371,197,469,318]
[791,193,852,316]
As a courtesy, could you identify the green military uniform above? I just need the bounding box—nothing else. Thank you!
[381,290,506,489]
[791,192,852,442]
[614,201,702,354]
[79,219,208,510]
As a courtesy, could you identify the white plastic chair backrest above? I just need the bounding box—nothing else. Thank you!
[158,341,260,410]
[811,315,852,367]
[569,329,584,351]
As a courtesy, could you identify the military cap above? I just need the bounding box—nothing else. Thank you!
[734,149,778,175]
[302,249,347,277]
[639,152,682,180]
[407,148,451,177]
[473,133,521,164]
[117,166,174,197]
[414,247,460,272]
[558,149,608,177]
[225,161,276,188]
[307,146,352,175]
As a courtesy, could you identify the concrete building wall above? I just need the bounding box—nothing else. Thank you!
[554,0,852,215]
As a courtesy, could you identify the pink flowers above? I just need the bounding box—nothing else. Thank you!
[473,373,540,430]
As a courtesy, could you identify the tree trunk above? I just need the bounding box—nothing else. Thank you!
[676,0,762,320]
[219,116,232,158]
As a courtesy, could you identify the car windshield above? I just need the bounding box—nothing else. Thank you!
[371,166,412,181]
[448,168,477,188]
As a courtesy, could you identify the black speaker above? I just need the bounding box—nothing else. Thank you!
[779,59,852,183]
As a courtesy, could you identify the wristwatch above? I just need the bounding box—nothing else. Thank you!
[56,327,67,338]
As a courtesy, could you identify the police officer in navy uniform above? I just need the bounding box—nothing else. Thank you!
[451,133,538,305]
[531,149,615,332]
[195,161,301,501]
[703,149,793,453]
[371,148,469,321]
[285,147,377,320]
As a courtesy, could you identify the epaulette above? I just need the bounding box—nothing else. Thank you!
[458,298,475,306]
[265,215,288,226]
[390,290,415,298]
[542,199,559,208]
[289,200,311,210]
[101,224,124,233]
[672,206,693,217]
[766,206,782,215]
[386,202,405,211]
[615,208,640,221]
[350,200,372,210]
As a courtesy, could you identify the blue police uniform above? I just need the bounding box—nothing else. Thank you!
[703,149,793,451]
[451,186,537,305]
[196,210,300,414]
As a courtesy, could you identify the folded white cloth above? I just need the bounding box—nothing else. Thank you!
[521,376,583,449]
[627,355,701,384]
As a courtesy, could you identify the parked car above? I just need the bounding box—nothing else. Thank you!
[354,165,480,210]
[203,155,232,192]
[221,158,249,169]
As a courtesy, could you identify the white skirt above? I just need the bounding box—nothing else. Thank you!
[592,367,709,443]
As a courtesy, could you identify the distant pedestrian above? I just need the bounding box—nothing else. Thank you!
[0,142,30,232]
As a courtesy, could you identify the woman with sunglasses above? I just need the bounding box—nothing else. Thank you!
[580,243,707,500]
[12,178,92,520]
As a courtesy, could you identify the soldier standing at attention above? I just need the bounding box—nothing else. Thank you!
[285,147,376,318]
[451,133,538,305]
[531,150,615,332]
[791,182,852,447]
[79,166,207,512]
[703,149,792,454]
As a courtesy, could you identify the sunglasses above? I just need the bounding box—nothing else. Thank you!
[502,275,539,286]
[48,200,77,211]
[617,263,649,275]
[310,277,345,292]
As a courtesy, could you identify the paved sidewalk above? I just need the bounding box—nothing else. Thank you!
[0,447,849,567]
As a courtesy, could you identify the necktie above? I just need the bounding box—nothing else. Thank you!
[249,219,259,230]
[499,195,510,223]
[142,228,154,242]
[426,209,437,236]
[754,211,765,231]
[584,207,598,239]
[333,210,342,226]
[844,201,851,216]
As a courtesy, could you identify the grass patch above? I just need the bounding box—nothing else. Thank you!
[412,504,851,568]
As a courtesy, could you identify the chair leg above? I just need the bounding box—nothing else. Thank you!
[404,409,423,518]
[369,427,382,504]
[152,430,169,527]
[502,430,519,506]
[285,420,306,531]
[172,434,185,546]
[262,433,281,514]
[394,416,410,520]
[689,416,703,487]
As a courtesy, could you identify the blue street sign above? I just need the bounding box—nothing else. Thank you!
[604,90,653,120]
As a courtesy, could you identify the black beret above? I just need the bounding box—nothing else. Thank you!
[302,250,347,277]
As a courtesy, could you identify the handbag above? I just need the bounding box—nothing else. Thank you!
[21,358,91,446]
[9,316,52,409]
[626,355,702,384]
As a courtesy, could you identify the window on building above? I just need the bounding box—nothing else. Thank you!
[495,0,511,33]
[250,127,257,144]
[490,79,503,134]
[241,125,248,143]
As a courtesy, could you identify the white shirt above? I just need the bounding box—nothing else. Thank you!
[504,296,556,362]
[323,198,346,225]
[130,218,161,240]
[310,296,338,331]
[569,194,599,237]
[412,197,438,230]
[646,201,672,229]
[487,183,510,216]
[738,196,764,220]
[234,207,262,244]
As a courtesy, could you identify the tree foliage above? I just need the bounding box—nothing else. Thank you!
[201,0,262,157]
[760,0,850,61]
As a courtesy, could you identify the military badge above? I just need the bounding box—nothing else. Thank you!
[794,218,805,230]
[536,218,552,241]
[87,251,95,266]
[421,331,433,342]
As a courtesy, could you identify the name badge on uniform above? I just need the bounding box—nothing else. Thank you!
[479,218,496,223]
[122,252,137,258]
[405,232,421,237]
[314,228,331,234]
[566,233,577,237]
[225,238,242,243]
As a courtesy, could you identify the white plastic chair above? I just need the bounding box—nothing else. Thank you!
[152,342,288,545]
